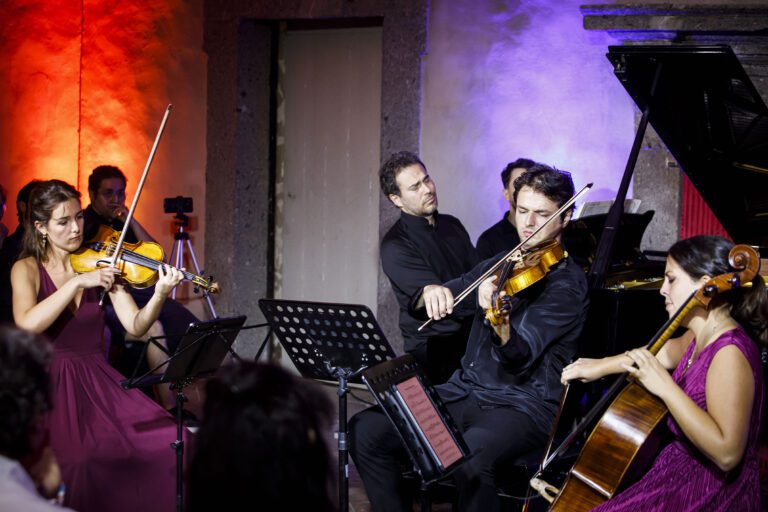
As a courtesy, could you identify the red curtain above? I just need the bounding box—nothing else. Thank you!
[680,173,730,241]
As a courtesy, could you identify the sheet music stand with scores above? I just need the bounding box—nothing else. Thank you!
[362,354,470,488]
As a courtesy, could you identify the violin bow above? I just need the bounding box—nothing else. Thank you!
[417,182,593,331]
[99,104,173,305]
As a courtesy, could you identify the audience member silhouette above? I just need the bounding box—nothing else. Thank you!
[0,325,76,511]
[188,362,336,512]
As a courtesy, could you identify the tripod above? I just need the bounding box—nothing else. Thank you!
[168,212,217,318]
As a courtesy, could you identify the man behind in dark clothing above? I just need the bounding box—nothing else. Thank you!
[83,165,199,410]
[475,158,537,260]
[378,151,478,384]
[351,164,588,512]
[83,165,156,245]
[0,180,42,323]
[0,185,8,249]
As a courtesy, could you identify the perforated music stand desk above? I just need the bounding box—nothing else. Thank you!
[258,298,396,512]
[122,315,247,389]
[258,299,395,383]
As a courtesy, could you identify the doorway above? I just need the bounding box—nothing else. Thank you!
[274,25,383,365]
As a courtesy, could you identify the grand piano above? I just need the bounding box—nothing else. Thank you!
[580,44,768,360]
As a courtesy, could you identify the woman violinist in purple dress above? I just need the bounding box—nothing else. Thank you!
[10,179,185,512]
[561,235,766,511]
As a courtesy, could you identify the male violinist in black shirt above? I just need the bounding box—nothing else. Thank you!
[378,151,478,384]
[350,164,588,512]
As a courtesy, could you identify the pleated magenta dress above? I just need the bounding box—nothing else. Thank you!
[592,327,763,511]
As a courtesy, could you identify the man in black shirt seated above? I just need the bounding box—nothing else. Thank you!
[378,151,478,384]
[475,158,537,261]
[83,165,198,409]
[350,164,588,512]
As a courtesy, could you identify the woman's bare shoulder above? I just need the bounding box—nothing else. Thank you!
[11,256,40,281]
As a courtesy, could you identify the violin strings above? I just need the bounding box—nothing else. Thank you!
[107,243,206,286]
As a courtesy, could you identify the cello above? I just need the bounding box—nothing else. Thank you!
[539,244,760,511]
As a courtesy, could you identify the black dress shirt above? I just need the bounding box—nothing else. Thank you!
[380,211,478,352]
[432,254,588,433]
[0,227,24,322]
[475,211,521,261]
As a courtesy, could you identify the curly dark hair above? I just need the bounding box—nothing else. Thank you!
[0,325,52,459]
[379,151,426,198]
[512,164,575,219]
[668,235,768,347]
[188,362,336,511]
[500,158,537,189]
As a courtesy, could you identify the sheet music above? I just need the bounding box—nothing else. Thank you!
[394,377,463,468]
[577,198,641,218]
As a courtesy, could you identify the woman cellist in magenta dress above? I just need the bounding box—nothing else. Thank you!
[11,180,185,512]
[562,235,765,511]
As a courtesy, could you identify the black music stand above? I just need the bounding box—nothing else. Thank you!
[122,315,247,512]
[258,299,397,512]
[362,354,470,510]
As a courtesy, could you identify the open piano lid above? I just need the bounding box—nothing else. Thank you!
[607,45,768,248]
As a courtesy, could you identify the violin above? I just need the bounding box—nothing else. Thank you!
[484,239,566,326]
[70,225,220,294]
[417,183,593,332]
